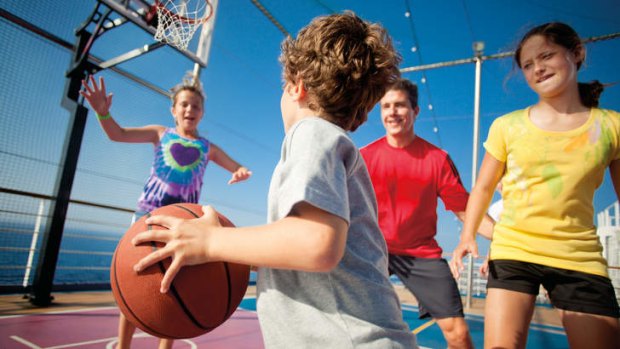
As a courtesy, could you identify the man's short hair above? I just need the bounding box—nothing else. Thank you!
[388,78,418,109]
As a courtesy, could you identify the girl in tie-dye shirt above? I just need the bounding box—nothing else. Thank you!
[136,127,210,213]
[80,76,251,349]
[451,22,619,348]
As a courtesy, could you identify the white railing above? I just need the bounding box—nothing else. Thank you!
[454,259,551,305]
[598,201,620,228]
[22,200,46,288]
[597,201,620,301]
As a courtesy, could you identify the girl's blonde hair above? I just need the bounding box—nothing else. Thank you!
[170,74,206,106]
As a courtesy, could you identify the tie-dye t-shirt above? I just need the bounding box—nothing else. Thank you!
[137,128,210,212]
[484,108,620,278]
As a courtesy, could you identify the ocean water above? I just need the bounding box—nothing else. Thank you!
[0,222,119,287]
[0,222,262,288]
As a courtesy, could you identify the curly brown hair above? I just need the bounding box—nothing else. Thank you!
[280,12,401,131]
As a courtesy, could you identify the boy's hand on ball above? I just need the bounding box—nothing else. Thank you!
[132,205,223,293]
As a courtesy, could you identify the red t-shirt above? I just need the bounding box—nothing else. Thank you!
[360,136,469,258]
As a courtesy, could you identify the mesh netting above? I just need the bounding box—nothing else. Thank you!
[154,0,211,50]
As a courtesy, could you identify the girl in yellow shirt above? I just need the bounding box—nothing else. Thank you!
[451,22,620,348]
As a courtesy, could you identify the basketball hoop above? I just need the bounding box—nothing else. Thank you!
[153,0,213,50]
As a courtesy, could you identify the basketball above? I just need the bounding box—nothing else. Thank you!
[110,203,250,339]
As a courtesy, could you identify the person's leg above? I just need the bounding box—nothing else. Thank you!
[116,313,136,349]
[484,260,543,349]
[435,316,473,349]
[117,210,148,349]
[390,255,472,348]
[484,288,536,349]
[158,338,175,349]
[560,310,620,349]
[543,266,620,349]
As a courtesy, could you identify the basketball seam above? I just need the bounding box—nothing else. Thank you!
[173,204,234,324]
[222,262,234,321]
[173,205,236,321]
[151,204,216,332]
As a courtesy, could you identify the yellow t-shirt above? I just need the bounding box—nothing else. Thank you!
[484,107,620,278]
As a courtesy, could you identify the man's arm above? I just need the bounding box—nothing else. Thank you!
[454,211,494,240]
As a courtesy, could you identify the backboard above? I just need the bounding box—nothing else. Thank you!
[98,0,218,70]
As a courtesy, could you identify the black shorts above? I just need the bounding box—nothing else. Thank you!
[389,254,464,319]
[487,260,620,318]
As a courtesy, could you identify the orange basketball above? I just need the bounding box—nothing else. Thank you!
[110,203,250,339]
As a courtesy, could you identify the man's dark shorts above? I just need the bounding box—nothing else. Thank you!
[389,254,464,319]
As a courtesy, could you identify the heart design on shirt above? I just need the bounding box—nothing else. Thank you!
[170,142,201,167]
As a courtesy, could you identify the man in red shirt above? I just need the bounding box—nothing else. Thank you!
[361,78,494,348]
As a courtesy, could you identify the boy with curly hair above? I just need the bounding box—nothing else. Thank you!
[132,12,417,348]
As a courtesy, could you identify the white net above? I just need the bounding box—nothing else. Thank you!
[154,0,211,50]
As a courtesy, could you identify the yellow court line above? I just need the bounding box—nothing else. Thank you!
[412,319,437,334]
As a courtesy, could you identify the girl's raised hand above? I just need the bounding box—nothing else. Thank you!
[131,205,223,293]
[79,75,113,117]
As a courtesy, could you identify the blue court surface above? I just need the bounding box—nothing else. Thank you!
[238,297,569,349]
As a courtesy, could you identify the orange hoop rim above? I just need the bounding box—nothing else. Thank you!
[153,0,213,25]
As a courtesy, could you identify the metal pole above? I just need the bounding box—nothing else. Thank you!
[250,0,290,37]
[399,33,620,74]
[29,103,88,306]
[23,200,46,288]
[29,17,95,306]
[466,42,484,309]
[193,0,219,83]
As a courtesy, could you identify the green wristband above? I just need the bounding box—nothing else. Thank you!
[96,112,111,120]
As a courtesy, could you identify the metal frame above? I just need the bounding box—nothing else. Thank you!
[28,0,208,306]
[99,0,207,67]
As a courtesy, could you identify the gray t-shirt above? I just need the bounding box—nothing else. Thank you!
[257,117,417,348]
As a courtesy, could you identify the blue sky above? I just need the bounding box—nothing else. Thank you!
[193,0,620,255]
[3,0,619,256]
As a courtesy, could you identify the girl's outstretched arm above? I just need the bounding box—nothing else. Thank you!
[132,202,347,293]
[208,143,252,184]
[450,153,504,278]
[80,75,163,144]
